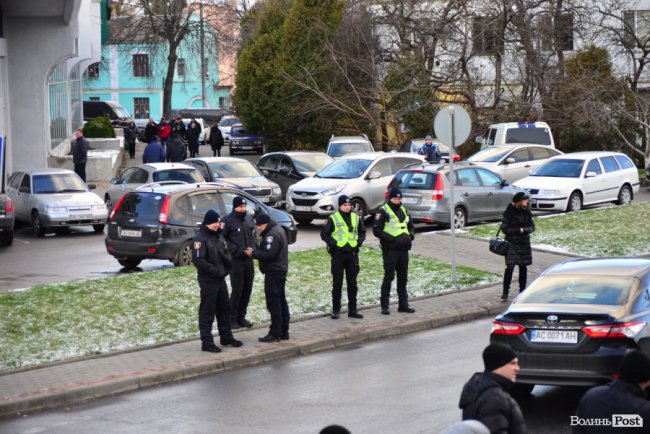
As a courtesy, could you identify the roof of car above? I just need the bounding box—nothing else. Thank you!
[185,157,248,163]
[550,151,626,159]
[338,152,423,161]
[328,135,371,143]
[20,168,76,175]
[140,162,197,170]
[542,258,650,278]
[263,151,331,157]
[128,182,238,195]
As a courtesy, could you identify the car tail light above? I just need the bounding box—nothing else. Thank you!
[432,174,444,200]
[582,321,646,339]
[159,196,170,224]
[491,320,526,335]
[453,154,461,161]
[5,198,13,213]
[108,195,126,221]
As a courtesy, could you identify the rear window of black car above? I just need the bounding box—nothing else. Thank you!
[518,276,635,306]
[117,193,163,223]
[392,171,436,190]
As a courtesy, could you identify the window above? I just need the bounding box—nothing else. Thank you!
[258,155,280,170]
[219,97,227,109]
[188,192,221,216]
[278,157,292,173]
[133,54,150,77]
[600,156,620,173]
[89,96,100,101]
[508,149,530,163]
[586,159,603,176]
[121,168,149,184]
[476,168,502,187]
[133,97,149,119]
[457,169,481,187]
[87,62,100,78]
[370,159,392,178]
[472,16,501,55]
[19,174,31,193]
[624,10,650,48]
[177,58,185,77]
[9,172,23,190]
[530,147,552,160]
[614,155,635,169]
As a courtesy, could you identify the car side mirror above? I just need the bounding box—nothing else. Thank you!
[501,179,510,187]
[110,178,119,184]
[585,171,597,178]
[475,136,484,144]
[367,171,381,180]
[505,157,515,164]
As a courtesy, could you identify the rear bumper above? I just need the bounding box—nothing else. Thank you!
[407,209,450,224]
[105,237,184,261]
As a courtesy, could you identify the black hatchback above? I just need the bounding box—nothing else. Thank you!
[105,183,297,269]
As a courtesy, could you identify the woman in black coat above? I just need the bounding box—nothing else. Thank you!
[210,124,224,156]
[501,191,535,301]
[186,120,201,158]
[124,121,138,159]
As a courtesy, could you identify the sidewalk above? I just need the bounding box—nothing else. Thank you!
[0,233,577,418]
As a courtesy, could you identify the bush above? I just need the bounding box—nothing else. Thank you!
[83,116,115,138]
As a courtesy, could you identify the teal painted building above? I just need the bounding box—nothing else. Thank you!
[83,15,230,121]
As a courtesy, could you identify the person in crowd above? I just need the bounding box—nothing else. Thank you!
[175,116,187,138]
[500,191,535,301]
[142,134,165,164]
[459,343,527,434]
[192,210,243,353]
[157,117,171,150]
[320,195,366,319]
[210,123,224,157]
[222,196,257,329]
[245,213,289,343]
[124,121,138,159]
[72,128,88,183]
[574,350,650,434]
[418,135,442,163]
[373,187,416,315]
[166,126,187,163]
[144,118,158,144]
[186,119,201,158]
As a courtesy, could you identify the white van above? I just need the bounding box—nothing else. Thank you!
[476,121,555,149]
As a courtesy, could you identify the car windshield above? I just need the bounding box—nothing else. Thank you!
[517,276,636,306]
[152,169,204,183]
[207,161,262,178]
[505,127,552,145]
[107,103,132,118]
[316,159,372,179]
[32,173,88,194]
[467,147,511,163]
[531,159,585,178]
[219,117,240,127]
[291,154,334,172]
[328,142,372,158]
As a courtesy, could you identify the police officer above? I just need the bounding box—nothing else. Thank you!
[245,213,290,342]
[320,195,366,319]
[222,196,257,329]
[192,210,243,352]
[373,187,416,315]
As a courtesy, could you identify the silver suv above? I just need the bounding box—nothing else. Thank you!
[286,152,423,224]
[326,135,374,158]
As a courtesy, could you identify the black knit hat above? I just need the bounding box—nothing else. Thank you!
[618,350,650,384]
[202,209,220,225]
[255,213,271,225]
[233,196,247,208]
[338,195,351,207]
[388,187,402,200]
[482,343,516,371]
[512,191,529,203]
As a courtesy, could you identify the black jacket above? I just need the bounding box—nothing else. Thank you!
[166,134,187,162]
[252,220,288,274]
[222,210,258,260]
[459,371,527,434]
[501,204,535,266]
[186,123,201,145]
[210,126,224,150]
[144,122,158,143]
[73,136,88,164]
[372,202,414,251]
[192,225,231,284]
[320,210,366,254]
[574,379,650,434]
[124,125,138,145]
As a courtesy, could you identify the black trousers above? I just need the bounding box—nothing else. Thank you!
[380,249,409,310]
[230,257,254,322]
[264,271,290,337]
[127,141,136,158]
[212,148,221,156]
[503,264,528,293]
[74,163,86,183]
[331,251,359,313]
[198,279,233,344]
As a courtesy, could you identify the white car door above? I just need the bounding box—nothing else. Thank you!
[499,147,533,182]
[599,156,625,201]
[366,158,393,211]
[582,158,606,205]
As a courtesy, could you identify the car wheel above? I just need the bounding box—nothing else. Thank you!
[350,198,367,218]
[93,224,105,233]
[616,185,632,205]
[0,230,13,246]
[104,195,113,213]
[454,207,466,229]
[173,241,193,267]
[118,258,141,269]
[295,217,313,225]
[32,211,47,237]
[566,191,582,212]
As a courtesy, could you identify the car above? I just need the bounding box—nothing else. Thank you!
[0,193,15,245]
[285,152,424,224]
[387,162,522,228]
[181,118,209,145]
[326,135,375,158]
[257,151,334,199]
[475,121,556,149]
[400,137,461,163]
[513,151,640,212]
[105,183,297,269]
[183,157,283,207]
[83,100,133,128]
[490,257,650,390]
[6,168,108,236]
[218,115,240,143]
[133,118,149,142]
[466,144,564,183]
[228,124,265,155]
[104,163,205,212]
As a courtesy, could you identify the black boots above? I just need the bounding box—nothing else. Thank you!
[202,342,222,353]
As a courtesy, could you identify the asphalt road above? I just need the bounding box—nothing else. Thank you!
[0,318,583,433]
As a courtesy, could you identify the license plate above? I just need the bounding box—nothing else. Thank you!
[71,214,91,220]
[242,146,252,150]
[120,229,142,238]
[530,329,577,344]
[401,197,418,204]
[261,197,269,202]
[295,205,311,212]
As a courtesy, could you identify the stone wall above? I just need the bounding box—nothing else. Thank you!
[48,134,124,182]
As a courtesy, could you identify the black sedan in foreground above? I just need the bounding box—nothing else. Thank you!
[491,258,650,392]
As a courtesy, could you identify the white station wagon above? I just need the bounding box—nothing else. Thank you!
[513,151,640,212]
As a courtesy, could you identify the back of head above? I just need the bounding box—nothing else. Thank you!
[320,425,351,434]
[482,343,516,371]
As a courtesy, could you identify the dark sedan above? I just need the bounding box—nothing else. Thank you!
[0,193,14,245]
[228,124,264,155]
[257,151,334,199]
[491,257,650,392]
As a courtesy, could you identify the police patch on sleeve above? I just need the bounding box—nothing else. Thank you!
[375,212,382,220]
[194,241,201,249]
[265,235,273,250]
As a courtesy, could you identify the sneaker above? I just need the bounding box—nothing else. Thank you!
[381,308,390,315]
[201,343,222,353]
[220,338,243,348]
[348,311,364,319]
[238,319,254,328]
[398,305,415,313]
[330,312,340,320]
[258,334,281,343]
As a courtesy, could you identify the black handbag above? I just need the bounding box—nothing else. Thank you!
[489,225,509,256]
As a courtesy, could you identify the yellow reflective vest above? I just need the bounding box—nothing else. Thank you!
[330,211,359,248]
[382,204,410,236]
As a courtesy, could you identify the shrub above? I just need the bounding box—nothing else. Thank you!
[83,115,115,138]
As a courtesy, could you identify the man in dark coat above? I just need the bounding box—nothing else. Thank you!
[124,121,138,159]
[222,196,258,329]
[500,191,535,301]
[210,124,224,156]
[186,119,201,158]
[192,210,243,353]
[142,135,165,164]
[166,127,187,162]
[373,187,416,315]
[144,118,158,144]
[418,135,442,163]
[72,128,88,182]
[574,350,650,434]
[246,213,290,342]
[175,116,187,138]
[459,343,527,434]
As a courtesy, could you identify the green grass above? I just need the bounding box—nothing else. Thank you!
[0,247,498,371]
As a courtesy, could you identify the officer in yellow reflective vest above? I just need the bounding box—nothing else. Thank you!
[320,195,366,319]
[373,187,416,315]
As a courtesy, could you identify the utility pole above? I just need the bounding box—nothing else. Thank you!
[199,1,207,107]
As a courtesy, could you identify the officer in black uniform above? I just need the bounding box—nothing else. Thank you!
[222,196,257,329]
[192,210,243,352]
[245,213,290,342]
[373,187,416,315]
[320,195,366,319]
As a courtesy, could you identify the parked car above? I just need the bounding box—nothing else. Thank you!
[83,100,133,128]
[105,183,297,269]
[184,157,282,207]
[466,144,564,183]
[218,115,240,143]
[0,193,15,245]
[104,163,205,212]
[387,162,522,228]
[475,121,555,149]
[491,257,650,390]
[257,151,334,199]
[326,135,375,158]
[513,151,640,212]
[6,168,108,236]
[400,137,461,163]
[285,152,424,225]
[228,124,265,155]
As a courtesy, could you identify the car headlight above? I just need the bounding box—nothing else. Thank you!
[45,205,67,213]
[255,140,262,145]
[538,190,561,197]
[272,187,281,195]
[322,185,345,196]
[93,204,108,213]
